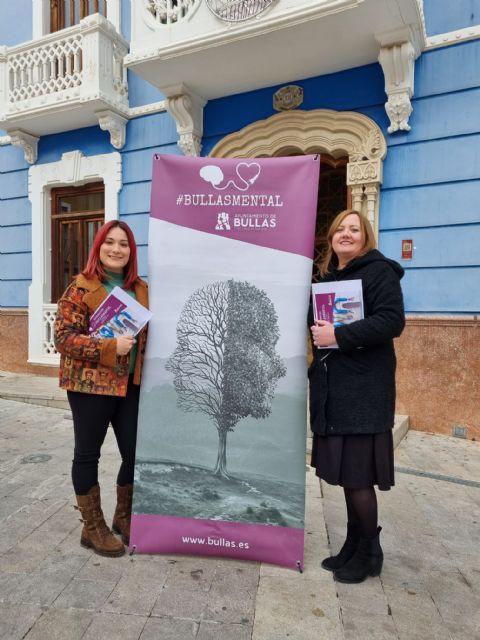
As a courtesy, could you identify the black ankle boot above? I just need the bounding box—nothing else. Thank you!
[333,526,383,584]
[321,523,360,572]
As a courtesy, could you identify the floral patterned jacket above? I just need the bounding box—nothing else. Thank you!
[54,274,148,396]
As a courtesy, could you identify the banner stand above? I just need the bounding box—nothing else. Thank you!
[131,154,320,570]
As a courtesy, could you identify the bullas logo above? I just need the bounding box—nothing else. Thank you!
[215,212,231,231]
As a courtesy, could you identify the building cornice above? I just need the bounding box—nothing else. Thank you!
[0,103,168,151]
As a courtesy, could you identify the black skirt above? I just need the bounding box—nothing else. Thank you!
[311,430,394,491]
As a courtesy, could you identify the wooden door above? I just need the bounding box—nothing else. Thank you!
[50,0,107,33]
[51,182,105,301]
[312,155,350,281]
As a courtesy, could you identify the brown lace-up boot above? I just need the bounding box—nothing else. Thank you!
[112,484,133,545]
[74,484,125,557]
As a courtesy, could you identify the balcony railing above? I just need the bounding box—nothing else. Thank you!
[42,304,59,359]
[0,13,129,160]
[7,31,84,105]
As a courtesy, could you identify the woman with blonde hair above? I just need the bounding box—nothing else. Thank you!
[309,209,405,583]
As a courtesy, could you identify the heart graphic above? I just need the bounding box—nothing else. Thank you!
[236,162,261,186]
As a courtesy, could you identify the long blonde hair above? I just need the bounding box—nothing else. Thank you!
[318,209,376,277]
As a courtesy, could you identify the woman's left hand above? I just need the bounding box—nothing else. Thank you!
[310,320,337,348]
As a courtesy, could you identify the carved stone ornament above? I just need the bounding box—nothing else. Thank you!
[9,130,39,164]
[273,85,304,112]
[206,0,276,22]
[384,92,413,134]
[178,133,202,157]
[146,0,199,26]
[347,160,381,185]
[97,110,128,149]
[165,88,206,156]
[378,41,415,134]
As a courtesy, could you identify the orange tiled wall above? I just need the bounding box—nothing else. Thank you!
[395,316,479,441]
[0,310,57,377]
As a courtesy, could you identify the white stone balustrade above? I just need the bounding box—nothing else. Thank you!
[0,13,129,161]
[42,304,58,358]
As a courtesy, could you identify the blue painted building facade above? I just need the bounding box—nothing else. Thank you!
[1,0,479,437]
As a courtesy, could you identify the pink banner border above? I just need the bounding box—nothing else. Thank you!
[130,513,304,570]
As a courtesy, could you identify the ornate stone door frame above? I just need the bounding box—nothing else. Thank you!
[28,150,122,365]
[209,109,387,235]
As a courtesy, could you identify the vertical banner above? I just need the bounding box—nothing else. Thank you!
[131,155,319,569]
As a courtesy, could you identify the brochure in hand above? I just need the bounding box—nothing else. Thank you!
[311,279,364,348]
[89,286,152,339]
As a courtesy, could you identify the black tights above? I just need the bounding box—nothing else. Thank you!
[344,487,378,539]
[67,380,140,495]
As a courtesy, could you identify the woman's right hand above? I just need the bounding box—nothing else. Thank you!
[116,335,136,356]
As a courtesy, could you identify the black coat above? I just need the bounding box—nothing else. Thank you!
[309,249,405,436]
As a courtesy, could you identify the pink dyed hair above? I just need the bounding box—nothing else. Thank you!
[82,220,139,289]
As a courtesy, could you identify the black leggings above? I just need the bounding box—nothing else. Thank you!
[344,487,378,539]
[67,380,140,495]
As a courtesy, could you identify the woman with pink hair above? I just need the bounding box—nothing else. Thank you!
[55,220,148,557]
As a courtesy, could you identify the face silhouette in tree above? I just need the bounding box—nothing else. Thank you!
[166,280,286,478]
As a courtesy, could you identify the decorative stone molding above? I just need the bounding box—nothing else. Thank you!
[415,0,427,45]
[129,100,167,117]
[165,86,206,156]
[350,185,365,216]
[426,25,480,50]
[0,99,168,151]
[97,110,128,149]
[0,44,6,116]
[27,150,122,365]
[385,91,413,134]
[210,109,386,159]
[273,85,304,112]
[209,108,386,234]
[347,159,382,184]
[8,130,39,164]
[347,160,382,228]
[378,40,416,134]
[364,183,379,229]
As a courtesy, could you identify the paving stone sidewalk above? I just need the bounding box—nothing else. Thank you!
[0,389,479,639]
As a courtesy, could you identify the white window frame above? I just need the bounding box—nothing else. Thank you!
[28,150,122,365]
[32,0,121,39]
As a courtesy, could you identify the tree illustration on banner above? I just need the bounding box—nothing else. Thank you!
[166,280,286,479]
